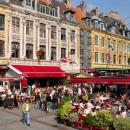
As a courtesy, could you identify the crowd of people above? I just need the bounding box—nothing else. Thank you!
[0,83,130,126]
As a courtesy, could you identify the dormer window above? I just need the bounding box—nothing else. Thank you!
[26,0,32,6]
[100,23,104,30]
[87,19,91,26]
[94,21,99,28]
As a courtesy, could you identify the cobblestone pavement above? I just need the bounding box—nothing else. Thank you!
[0,105,75,130]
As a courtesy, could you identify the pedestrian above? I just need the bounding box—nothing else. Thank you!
[22,100,31,126]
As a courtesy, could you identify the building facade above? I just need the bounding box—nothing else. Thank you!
[71,2,130,75]
[0,0,80,87]
[0,1,11,80]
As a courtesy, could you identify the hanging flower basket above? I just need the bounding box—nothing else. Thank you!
[36,50,44,56]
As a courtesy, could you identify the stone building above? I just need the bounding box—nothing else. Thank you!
[0,0,80,88]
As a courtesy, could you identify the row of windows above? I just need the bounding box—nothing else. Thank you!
[39,4,57,17]
[12,17,76,42]
[24,0,58,17]
[11,42,75,60]
[94,35,129,53]
[94,52,128,64]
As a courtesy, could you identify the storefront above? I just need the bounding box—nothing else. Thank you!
[7,65,67,88]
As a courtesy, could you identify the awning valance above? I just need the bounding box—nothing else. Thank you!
[70,76,130,85]
[9,65,67,78]
[0,77,21,81]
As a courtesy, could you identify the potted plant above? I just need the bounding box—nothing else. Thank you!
[94,109,113,130]
[69,112,79,127]
[113,117,130,130]
[83,113,95,130]
[57,100,72,125]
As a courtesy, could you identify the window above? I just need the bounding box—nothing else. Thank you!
[39,45,46,60]
[94,21,99,28]
[26,44,33,59]
[61,28,66,41]
[51,26,56,39]
[119,55,122,64]
[12,17,20,33]
[26,20,33,35]
[0,14,5,30]
[124,56,126,65]
[11,42,20,58]
[101,53,105,63]
[80,49,84,55]
[123,45,126,53]
[46,6,50,14]
[71,30,75,43]
[50,7,56,16]
[87,31,91,44]
[95,52,98,63]
[101,37,105,47]
[39,4,46,13]
[113,55,116,64]
[100,23,104,30]
[107,38,111,48]
[80,30,84,42]
[128,45,130,53]
[86,19,91,26]
[61,48,66,58]
[113,41,116,52]
[118,43,122,52]
[70,49,75,55]
[0,40,4,57]
[128,57,130,65]
[26,0,32,6]
[94,35,98,46]
[51,47,56,60]
[40,23,46,38]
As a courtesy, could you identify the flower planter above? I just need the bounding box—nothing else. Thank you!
[93,126,106,130]
[83,125,93,130]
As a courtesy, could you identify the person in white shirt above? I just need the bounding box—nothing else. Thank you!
[22,100,31,126]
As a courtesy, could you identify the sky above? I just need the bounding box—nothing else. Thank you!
[72,0,130,26]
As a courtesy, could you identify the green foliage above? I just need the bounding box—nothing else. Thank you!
[85,113,95,125]
[95,110,113,129]
[113,117,130,130]
[58,96,71,109]
[57,101,72,120]
[69,112,79,123]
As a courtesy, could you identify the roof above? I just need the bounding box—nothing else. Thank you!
[70,7,86,24]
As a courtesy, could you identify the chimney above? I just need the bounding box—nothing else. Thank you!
[91,6,99,17]
[64,0,72,8]
[95,6,99,17]
[78,1,87,14]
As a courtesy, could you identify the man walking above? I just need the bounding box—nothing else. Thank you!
[22,100,31,126]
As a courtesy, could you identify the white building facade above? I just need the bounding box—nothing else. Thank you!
[7,0,80,74]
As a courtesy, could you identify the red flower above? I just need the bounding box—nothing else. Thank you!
[36,50,44,56]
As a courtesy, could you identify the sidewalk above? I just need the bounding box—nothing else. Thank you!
[0,106,76,130]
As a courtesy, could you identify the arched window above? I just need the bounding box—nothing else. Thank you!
[0,40,4,57]
[26,44,33,59]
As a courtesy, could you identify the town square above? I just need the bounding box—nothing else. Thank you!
[0,0,130,130]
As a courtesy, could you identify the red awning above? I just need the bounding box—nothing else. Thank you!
[11,65,67,78]
[70,76,130,85]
